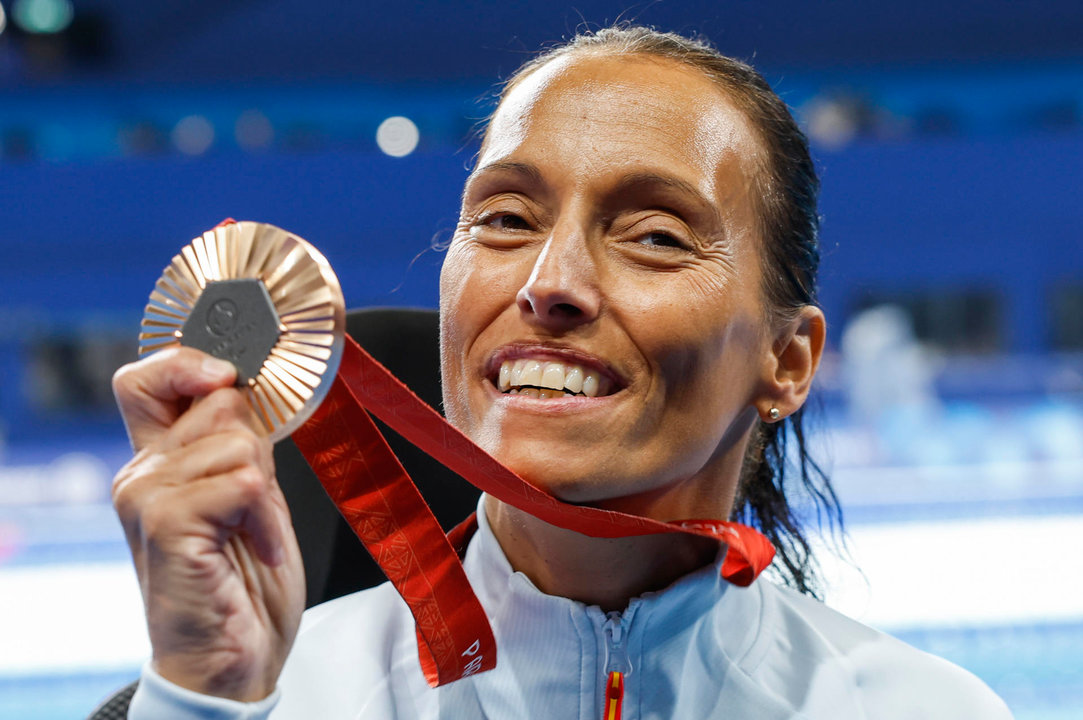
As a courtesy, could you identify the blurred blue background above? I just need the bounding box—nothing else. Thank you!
[0,1,1081,718]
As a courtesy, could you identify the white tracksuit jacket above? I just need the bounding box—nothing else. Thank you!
[130,499,1012,719]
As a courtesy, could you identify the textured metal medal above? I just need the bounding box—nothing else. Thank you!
[139,220,345,442]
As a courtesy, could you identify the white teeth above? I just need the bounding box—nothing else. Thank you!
[510,359,526,387]
[519,360,543,388]
[563,366,583,394]
[496,357,614,397]
[541,362,565,390]
[582,371,600,398]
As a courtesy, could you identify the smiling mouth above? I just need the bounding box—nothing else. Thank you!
[496,358,616,398]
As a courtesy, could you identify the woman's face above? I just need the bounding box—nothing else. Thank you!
[440,53,779,521]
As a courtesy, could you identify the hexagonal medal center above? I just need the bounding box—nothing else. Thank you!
[181,279,281,384]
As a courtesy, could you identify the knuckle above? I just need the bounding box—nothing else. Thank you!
[112,347,181,397]
[111,362,139,402]
[111,469,133,504]
[232,464,268,500]
[204,388,250,428]
[111,461,133,499]
[139,501,175,541]
[222,429,264,465]
[110,451,159,519]
[111,475,136,518]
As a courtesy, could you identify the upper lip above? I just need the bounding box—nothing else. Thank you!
[485,342,627,391]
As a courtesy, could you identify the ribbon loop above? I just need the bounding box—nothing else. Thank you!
[293,335,775,687]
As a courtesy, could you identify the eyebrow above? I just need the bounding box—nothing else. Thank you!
[611,172,722,228]
[462,161,543,203]
[462,163,723,231]
[474,161,543,182]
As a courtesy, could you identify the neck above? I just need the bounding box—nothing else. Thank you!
[484,495,721,612]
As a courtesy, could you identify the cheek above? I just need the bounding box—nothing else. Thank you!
[632,273,764,414]
[641,313,762,476]
[440,238,536,323]
[438,241,470,332]
[438,241,475,425]
[650,321,730,410]
[438,247,465,368]
[438,240,526,422]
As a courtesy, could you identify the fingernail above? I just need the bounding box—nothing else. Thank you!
[201,356,235,379]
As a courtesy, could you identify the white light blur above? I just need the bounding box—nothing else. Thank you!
[10,0,73,34]
[171,115,215,156]
[0,562,149,673]
[376,116,419,157]
[805,97,857,149]
[0,3,8,37]
[819,514,1083,629]
[235,109,274,151]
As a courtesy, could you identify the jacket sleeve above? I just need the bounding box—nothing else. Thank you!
[127,662,281,720]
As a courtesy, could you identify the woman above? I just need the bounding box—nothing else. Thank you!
[112,26,1012,719]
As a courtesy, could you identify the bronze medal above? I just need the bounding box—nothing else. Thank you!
[139,220,345,442]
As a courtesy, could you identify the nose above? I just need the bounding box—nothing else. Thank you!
[516,221,601,330]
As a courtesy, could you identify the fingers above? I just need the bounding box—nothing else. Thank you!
[118,429,275,499]
[113,394,270,507]
[140,467,289,567]
[175,430,276,484]
[161,385,267,452]
[113,402,279,563]
[116,437,286,569]
[109,345,303,702]
[113,347,237,452]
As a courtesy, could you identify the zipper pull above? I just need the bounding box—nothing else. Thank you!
[603,611,632,675]
[602,611,630,720]
[604,671,624,720]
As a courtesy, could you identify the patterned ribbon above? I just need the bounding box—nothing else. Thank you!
[291,335,776,687]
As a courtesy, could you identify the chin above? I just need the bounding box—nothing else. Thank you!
[466,417,647,504]
[497,452,639,506]
[527,475,611,504]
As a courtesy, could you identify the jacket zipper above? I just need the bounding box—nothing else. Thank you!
[602,611,631,720]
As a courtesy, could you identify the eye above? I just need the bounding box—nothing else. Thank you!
[479,211,532,232]
[637,231,688,250]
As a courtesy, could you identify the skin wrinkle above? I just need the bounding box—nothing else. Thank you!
[465,169,736,274]
[444,54,773,508]
[490,49,775,308]
[439,52,819,608]
[478,62,760,271]
[463,165,742,274]
[606,172,724,234]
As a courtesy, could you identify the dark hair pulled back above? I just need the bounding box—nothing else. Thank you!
[486,25,842,597]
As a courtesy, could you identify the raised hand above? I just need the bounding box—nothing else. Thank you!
[112,347,305,701]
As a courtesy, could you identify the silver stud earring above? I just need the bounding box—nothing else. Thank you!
[768,407,781,421]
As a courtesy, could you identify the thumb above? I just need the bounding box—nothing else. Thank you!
[113,347,237,451]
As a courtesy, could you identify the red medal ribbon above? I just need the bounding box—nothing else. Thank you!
[291,336,775,687]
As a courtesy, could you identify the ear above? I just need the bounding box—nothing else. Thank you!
[755,306,826,422]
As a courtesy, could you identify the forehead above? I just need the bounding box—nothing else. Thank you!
[481,52,763,188]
